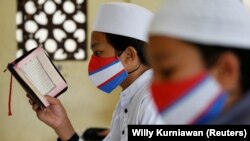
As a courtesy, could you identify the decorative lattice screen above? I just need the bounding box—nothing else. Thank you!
[16,0,87,61]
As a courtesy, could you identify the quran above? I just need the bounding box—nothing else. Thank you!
[7,47,68,108]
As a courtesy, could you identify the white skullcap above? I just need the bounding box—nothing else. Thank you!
[149,0,250,49]
[93,2,153,42]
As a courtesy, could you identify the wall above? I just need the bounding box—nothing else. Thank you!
[0,0,163,141]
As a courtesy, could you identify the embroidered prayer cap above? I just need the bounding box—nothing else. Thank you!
[149,0,250,49]
[93,2,153,42]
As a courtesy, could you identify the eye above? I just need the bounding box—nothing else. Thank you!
[93,51,102,56]
[160,68,174,79]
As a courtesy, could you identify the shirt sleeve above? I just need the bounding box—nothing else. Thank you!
[57,133,85,141]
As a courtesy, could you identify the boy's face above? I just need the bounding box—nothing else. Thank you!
[147,35,242,110]
[90,31,116,57]
[90,31,141,74]
[147,36,206,83]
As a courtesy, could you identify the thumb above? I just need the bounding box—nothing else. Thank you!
[44,95,60,105]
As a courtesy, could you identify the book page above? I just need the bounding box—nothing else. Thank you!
[14,47,67,98]
[37,52,65,86]
[20,57,56,95]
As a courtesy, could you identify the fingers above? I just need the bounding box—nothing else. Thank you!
[27,94,45,113]
[26,94,30,98]
[28,98,41,112]
[27,94,36,108]
[44,95,60,105]
[29,99,34,105]
[32,103,41,111]
[27,95,61,113]
[27,94,60,106]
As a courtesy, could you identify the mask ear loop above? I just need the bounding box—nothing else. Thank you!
[128,63,141,74]
[117,49,142,74]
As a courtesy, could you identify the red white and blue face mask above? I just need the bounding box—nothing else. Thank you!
[88,55,128,93]
[150,72,228,124]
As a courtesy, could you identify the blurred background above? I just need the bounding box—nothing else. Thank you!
[0,0,249,141]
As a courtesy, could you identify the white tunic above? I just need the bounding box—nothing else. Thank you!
[103,69,163,141]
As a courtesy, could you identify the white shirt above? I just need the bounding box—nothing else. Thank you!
[103,69,163,141]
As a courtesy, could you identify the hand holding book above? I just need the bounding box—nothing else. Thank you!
[28,95,76,140]
[7,46,68,108]
[7,47,76,140]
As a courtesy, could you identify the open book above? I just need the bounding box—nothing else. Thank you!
[7,47,68,108]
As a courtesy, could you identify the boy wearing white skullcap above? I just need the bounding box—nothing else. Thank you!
[28,2,163,141]
[147,0,250,124]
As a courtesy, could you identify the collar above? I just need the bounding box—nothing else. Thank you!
[120,69,152,108]
[210,90,250,124]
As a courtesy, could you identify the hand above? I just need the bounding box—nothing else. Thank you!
[29,95,66,128]
[29,95,75,140]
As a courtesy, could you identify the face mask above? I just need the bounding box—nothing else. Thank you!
[88,55,128,93]
[150,72,227,124]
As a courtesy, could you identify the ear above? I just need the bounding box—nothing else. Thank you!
[209,52,240,91]
[119,46,139,69]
